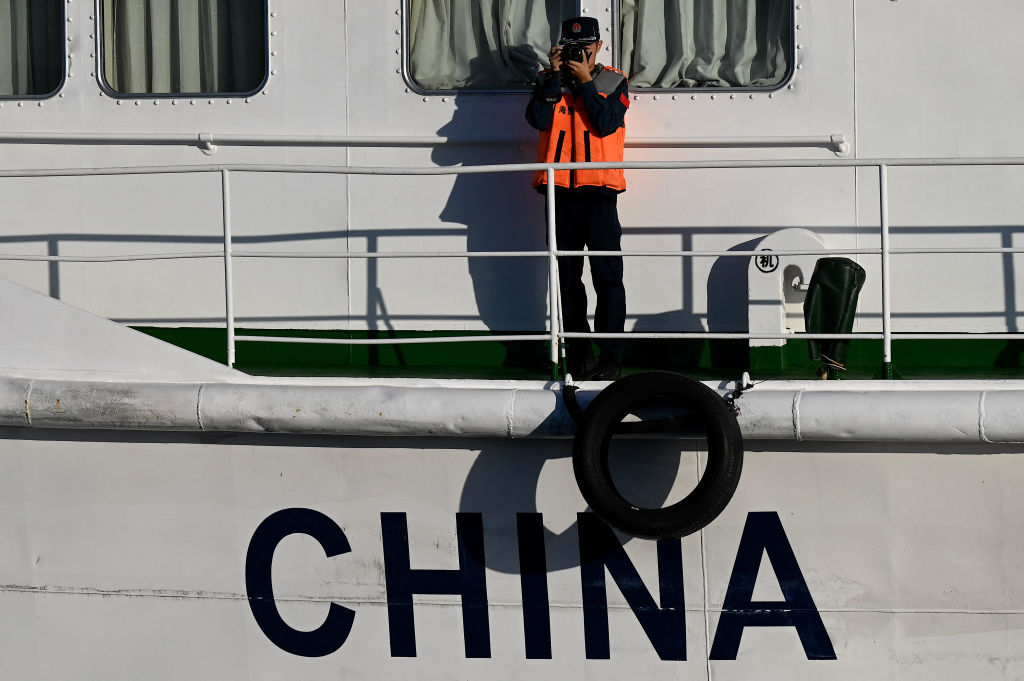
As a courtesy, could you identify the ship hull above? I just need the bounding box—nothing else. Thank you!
[1,429,1020,679]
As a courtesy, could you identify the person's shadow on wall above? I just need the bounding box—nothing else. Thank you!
[432,56,551,373]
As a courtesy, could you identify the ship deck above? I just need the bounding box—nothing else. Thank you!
[136,327,1024,381]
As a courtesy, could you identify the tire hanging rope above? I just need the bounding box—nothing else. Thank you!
[570,372,744,540]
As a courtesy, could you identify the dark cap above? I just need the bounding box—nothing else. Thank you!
[559,17,600,44]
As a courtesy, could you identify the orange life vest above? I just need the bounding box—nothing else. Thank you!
[532,65,628,192]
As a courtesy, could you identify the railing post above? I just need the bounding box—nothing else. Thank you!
[221,169,236,368]
[546,167,561,376]
[879,164,893,378]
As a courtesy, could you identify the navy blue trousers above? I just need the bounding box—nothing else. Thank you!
[552,188,626,366]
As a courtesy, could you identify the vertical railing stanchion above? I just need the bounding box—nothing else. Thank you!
[221,169,236,368]
[879,163,893,378]
[546,167,560,375]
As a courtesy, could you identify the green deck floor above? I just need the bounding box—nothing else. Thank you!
[134,328,1024,381]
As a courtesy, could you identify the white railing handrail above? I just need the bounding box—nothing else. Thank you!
[11,246,1024,263]
[1,156,1022,372]
[0,131,847,152]
[0,155,1024,179]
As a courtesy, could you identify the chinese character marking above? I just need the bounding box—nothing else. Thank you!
[755,250,779,273]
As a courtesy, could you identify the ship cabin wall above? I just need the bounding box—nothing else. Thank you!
[0,1,1022,345]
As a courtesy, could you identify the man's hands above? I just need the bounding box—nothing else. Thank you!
[550,46,593,84]
[549,46,563,73]
[563,57,593,84]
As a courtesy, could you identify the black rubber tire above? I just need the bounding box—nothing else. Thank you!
[572,371,743,539]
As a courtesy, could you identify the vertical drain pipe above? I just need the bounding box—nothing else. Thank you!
[879,164,893,378]
[221,169,236,368]
[546,167,560,375]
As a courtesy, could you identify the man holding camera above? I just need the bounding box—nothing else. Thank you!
[526,17,629,381]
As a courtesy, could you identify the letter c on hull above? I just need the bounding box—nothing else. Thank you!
[246,508,356,657]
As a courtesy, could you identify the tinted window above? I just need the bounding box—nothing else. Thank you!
[620,0,793,89]
[0,0,64,97]
[102,0,267,95]
[407,0,578,91]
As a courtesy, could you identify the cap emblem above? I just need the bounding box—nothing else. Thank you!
[572,23,581,33]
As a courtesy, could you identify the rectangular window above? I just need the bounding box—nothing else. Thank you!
[0,0,64,97]
[619,0,793,89]
[101,0,268,96]
[406,0,577,92]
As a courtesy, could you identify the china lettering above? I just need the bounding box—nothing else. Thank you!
[245,510,836,661]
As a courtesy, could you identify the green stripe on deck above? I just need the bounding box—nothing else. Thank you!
[132,327,746,379]
[750,339,1024,379]
[132,328,1024,380]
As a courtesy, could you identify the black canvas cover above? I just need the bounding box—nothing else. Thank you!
[803,257,867,369]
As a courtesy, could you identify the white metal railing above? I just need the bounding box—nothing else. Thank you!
[3,157,1024,374]
[0,131,849,154]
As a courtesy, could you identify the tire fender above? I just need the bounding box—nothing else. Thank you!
[571,371,743,539]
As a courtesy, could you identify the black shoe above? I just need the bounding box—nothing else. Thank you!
[581,361,621,382]
[567,354,596,378]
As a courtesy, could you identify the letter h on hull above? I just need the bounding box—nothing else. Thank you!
[381,512,490,657]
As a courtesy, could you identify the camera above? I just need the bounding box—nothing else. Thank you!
[559,41,589,86]
[561,42,587,65]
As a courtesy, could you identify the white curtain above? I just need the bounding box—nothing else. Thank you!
[102,0,265,94]
[409,0,576,90]
[0,0,62,96]
[621,0,791,88]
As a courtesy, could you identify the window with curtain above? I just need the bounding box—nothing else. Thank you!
[407,0,578,91]
[0,0,63,97]
[620,0,792,89]
[101,0,267,95]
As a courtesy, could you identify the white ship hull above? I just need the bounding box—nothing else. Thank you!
[0,431,1020,678]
